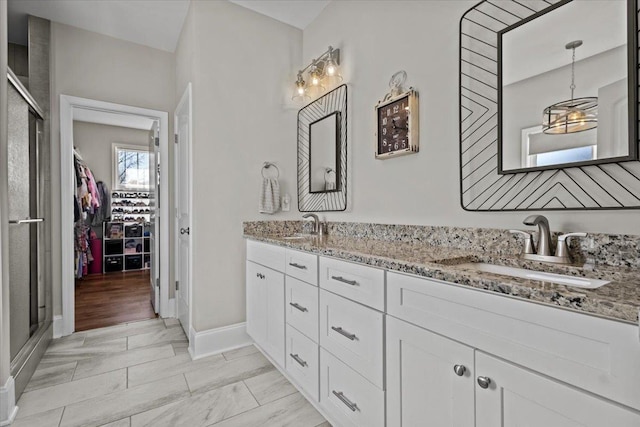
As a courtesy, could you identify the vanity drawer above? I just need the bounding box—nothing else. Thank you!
[319,256,385,310]
[286,325,320,402]
[246,240,285,272]
[319,348,384,427]
[285,249,318,285]
[286,277,319,342]
[387,271,640,411]
[319,289,384,389]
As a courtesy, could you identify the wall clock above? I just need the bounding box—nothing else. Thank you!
[375,71,419,159]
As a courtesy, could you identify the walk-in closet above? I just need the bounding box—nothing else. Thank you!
[72,121,156,331]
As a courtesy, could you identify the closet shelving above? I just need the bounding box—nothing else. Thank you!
[103,222,151,273]
[111,190,153,223]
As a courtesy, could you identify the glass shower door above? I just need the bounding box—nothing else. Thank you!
[8,84,44,360]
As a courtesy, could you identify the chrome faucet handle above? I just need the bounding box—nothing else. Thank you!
[555,232,587,260]
[509,230,536,255]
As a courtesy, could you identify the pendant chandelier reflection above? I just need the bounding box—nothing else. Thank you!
[542,40,598,135]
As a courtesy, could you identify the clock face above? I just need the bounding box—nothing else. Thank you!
[377,95,410,155]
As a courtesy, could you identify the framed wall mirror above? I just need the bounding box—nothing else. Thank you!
[298,84,347,212]
[460,0,640,211]
[309,112,341,193]
[499,0,637,173]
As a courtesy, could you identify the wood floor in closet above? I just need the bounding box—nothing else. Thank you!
[75,270,157,331]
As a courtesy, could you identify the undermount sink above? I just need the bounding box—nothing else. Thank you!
[281,234,316,240]
[457,262,610,289]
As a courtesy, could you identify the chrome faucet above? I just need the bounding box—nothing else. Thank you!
[302,213,322,235]
[510,215,586,264]
[523,215,552,256]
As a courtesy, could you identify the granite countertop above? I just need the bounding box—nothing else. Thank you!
[244,232,640,325]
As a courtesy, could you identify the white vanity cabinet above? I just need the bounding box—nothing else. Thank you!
[386,271,640,426]
[386,316,475,426]
[246,241,286,368]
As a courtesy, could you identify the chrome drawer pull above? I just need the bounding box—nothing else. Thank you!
[289,353,308,367]
[289,302,308,312]
[331,326,357,341]
[289,262,307,270]
[331,276,358,286]
[332,390,358,412]
[256,273,265,279]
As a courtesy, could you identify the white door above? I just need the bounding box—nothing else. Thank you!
[175,84,192,335]
[386,316,475,427]
[148,121,160,313]
[476,351,640,427]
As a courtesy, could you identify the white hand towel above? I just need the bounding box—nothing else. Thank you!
[259,177,281,214]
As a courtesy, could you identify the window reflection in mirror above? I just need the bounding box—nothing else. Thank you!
[309,112,340,193]
[500,0,633,172]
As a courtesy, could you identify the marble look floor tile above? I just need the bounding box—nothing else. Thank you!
[315,422,331,427]
[209,392,325,427]
[45,333,86,352]
[100,419,131,427]
[83,321,165,346]
[59,374,190,427]
[172,341,189,354]
[73,344,175,380]
[222,345,258,361]
[17,369,127,418]
[129,400,183,427]
[10,407,64,427]
[185,351,275,394]
[127,326,187,350]
[132,381,258,427]
[41,337,128,365]
[24,361,77,392]
[163,318,181,328]
[243,369,297,405]
[127,353,224,388]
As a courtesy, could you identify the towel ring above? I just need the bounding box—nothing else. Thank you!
[262,162,280,179]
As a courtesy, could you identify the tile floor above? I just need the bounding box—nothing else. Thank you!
[14,318,329,427]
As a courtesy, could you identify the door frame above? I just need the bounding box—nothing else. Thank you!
[174,83,193,337]
[59,95,170,337]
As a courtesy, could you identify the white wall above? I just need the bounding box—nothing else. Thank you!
[50,22,175,318]
[175,0,302,331]
[73,121,150,189]
[303,0,640,235]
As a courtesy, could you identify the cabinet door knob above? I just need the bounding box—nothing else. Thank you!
[477,376,491,389]
[453,364,466,376]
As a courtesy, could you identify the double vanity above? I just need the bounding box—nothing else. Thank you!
[244,220,640,426]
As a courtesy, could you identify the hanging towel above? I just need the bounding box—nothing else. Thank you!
[259,177,281,214]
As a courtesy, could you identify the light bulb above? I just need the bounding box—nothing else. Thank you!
[297,85,305,95]
[326,63,336,76]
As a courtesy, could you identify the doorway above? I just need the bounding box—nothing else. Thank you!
[59,95,170,337]
[72,122,156,331]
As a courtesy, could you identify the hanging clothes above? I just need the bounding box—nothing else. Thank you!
[73,152,105,278]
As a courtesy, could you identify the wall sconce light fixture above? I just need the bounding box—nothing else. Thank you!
[292,46,342,103]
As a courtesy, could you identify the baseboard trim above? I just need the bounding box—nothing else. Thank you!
[0,376,17,427]
[188,322,252,360]
[164,298,176,318]
[52,315,64,338]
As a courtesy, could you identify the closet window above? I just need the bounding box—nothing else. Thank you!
[113,144,150,190]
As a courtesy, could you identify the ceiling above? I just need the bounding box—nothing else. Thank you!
[7,0,329,53]
[503,0,627,86]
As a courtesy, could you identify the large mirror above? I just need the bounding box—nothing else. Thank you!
[298,84,347,212]
[310,112,340,193]
[460,0,640,211]
[500,0,637,173]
